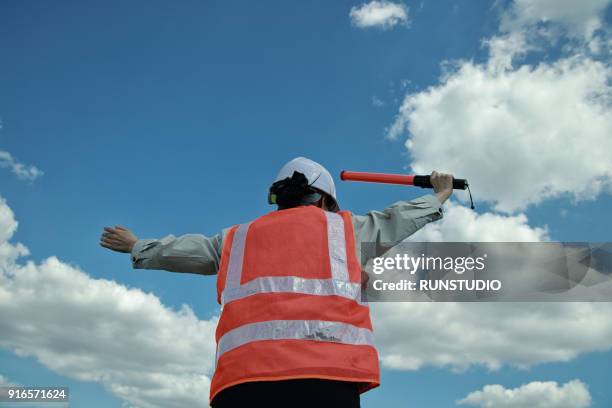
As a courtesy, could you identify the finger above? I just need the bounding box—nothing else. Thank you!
[115,225,127,231]
[100,241,123,251]
[104,227,117,233]
[101,237,122,246]
[100,242,121,252]
[101,234,121,243]
[101,234,121,242]
[100,241,116,250]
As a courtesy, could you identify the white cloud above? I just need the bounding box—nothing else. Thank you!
[373,301,612,371]
[485,31,530,72]
[370,202,612,371]
[350,1,409,29]
[387,0,612,213]
[0,151,43,182]
[0,195,218,408]
[0,374,18,387]
[0,197,29,268]
[458,379,592,408]
[388,56,611,213]
[502,0,611,42]
[408,201,549,242]
[493,0,611,64]
[372,95,385,107]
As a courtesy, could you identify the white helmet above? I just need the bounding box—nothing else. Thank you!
[269,157,339,211]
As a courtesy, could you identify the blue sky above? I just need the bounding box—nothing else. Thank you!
[1,1,611,407]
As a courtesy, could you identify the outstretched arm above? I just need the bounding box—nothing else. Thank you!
[100,225,223,275]
[352,171,453,259]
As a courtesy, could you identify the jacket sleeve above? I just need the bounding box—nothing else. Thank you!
[131,232,224,275]
[351,194,444,261]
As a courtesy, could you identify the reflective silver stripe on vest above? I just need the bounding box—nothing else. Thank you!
[222,276,363,305]
[324,211,350,282]
[217,319,374,361]
[223,222,251,292]
[221,212,364,306]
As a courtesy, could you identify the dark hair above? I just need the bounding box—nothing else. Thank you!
[268,171,323,210]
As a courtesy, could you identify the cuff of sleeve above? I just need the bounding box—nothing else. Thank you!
[413,194,444,216]
[131,239,154,266]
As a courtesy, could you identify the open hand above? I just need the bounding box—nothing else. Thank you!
[100,225,138,253]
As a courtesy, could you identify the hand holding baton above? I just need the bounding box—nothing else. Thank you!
[340,170,474,209]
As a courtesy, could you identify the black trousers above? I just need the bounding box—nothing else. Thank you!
[211,379,361,408]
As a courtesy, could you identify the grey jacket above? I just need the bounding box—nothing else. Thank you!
[131,194,443,275]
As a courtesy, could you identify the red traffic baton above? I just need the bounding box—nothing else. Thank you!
[340,170,474,208]
[340,171,468,190]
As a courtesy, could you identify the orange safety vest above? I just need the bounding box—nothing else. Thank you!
[210,205,380,403]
